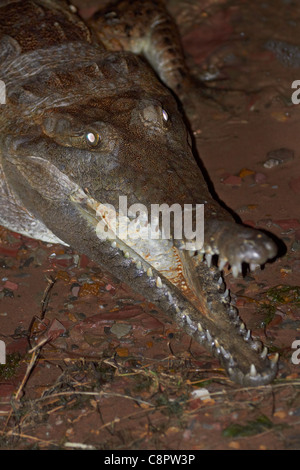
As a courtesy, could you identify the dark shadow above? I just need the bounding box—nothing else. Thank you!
[177,97,286,262]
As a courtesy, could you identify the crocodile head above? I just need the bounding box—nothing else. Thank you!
[1,44,278,385]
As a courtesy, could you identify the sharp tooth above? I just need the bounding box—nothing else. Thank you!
[218,257,227,270]
[245,329,251,341]
[218,277,223,285]
[124,251,130,259]
[221,289,229,303]
[232,264,240,278]
[222,289,229,300]
[240,322,245,331]
[270,352,279,364]
[220,346,232,362]
[261,346,268,360]
[250,364,257,377]
[156,276,163,288]
[228,353,234,366]
[250,263,260,272]
[111,241,117,248]
[206,253,212,267]
[228,306,238,319]
[136,260,142,270]
[206,329,212,342]
[197,322,203,332]
[214,339,220,348]
[147,267,153,277]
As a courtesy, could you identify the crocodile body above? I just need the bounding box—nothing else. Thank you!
[0,0,279,385]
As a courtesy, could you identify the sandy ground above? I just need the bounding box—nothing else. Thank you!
[1,0,300,450]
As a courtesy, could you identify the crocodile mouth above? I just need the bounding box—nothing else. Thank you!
[6,154,279,385]
[69,185,279,387]
[70,189,206,305]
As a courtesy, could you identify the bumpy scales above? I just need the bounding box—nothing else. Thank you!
[0,0,278,385]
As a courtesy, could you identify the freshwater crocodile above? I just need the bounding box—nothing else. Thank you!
[0,0,279,385]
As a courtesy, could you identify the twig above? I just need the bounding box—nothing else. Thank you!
[64,442,97,450]
[36,390,153,407]
[0,429,57,447]
[40,276,56,320]
[14,349,40,401]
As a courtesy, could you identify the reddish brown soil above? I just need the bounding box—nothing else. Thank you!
[1,0,300,450]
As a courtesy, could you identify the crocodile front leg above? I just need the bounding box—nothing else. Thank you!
[86,0,224,118]
[87,0,190,95]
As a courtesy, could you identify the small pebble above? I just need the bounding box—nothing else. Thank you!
[263,158,280,169]
[263,148,294,168]
[110,323,132,339]
[71,286,80,297]
[222,175,242,185]
[266,147,294,163]
[239,168,254,178]
[273,218,300,230]
[191,388,211,401]
[254,172,267,183]
[3,280,18,291]
[291,241,300,252]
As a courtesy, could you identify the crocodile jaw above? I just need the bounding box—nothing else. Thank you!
[73,186,279,386]
[2,153,278,386]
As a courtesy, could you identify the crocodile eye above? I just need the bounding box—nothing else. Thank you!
[85,131,101,148]
[162,109,169,122]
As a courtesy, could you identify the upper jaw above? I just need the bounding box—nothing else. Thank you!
[70,182,277,311]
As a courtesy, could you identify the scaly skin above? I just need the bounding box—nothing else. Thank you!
[0,0,279,385]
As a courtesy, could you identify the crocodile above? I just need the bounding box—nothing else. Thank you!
[0,0,279,385]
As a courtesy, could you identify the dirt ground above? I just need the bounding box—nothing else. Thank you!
[1,0,300,450]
